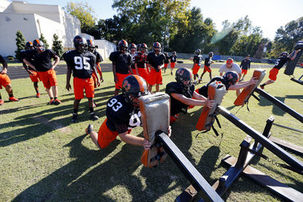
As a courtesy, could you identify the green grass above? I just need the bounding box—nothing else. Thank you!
[1,67,303,201]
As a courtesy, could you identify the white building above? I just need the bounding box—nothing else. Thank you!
[0,0,81,57]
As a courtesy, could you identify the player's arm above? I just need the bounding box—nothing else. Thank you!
[96,62,103,82]
[228,77,257,90]
[66,64,72,91]
[171,93,212,107]
[23,58,37,71]
[112,62,117,83]
[92,57,100,86]
[51,55,60,69]
[289,49,301,60]
[0,56,8,74]
[119,132,151,149]
[135,62,140,76]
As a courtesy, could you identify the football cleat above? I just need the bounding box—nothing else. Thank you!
[53,99,61,105]
[86,124,93,134]
[72,113,78,123]
[90,112,99,121]
[0,99,4,105]
[9,97,19,102]
[48,99,54,105]
[36,93,40,98]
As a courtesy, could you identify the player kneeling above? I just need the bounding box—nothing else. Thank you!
[86,75,152,150]
[63,35,100,122]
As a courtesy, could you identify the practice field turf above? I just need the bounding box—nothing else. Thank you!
[0,67,303,201]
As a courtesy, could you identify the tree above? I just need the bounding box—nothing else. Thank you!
[65,2,96,33]
[271,17,303,57]
[39,33,49,49]
[15,30,26,60]
[52,34,64,57]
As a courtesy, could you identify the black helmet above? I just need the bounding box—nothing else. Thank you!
[87,39,95,52]
[280,51,288,57]
[122,75,148,104]
[223,71,239,85]
[33,39,45,51]
[175,68,193,88]
[209,52,214,57]
[25,41,33,50]
[140,43,148,52]
[195,49,201,55]
[73,35,87,53]
[129,43,137,50]
[153,42,161,51]
[118,40,128,51]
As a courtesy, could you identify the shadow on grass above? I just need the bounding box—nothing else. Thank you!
[286,94,303,103]
[12,135,127,201]
[257,95,286,116]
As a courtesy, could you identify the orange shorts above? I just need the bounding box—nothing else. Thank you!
[29,71,40,82]
[0,74,11,89]
[269,68,279,81]
[98,119,119,149]
[170,62,176,69]
[241,69,248,75]
[149,68,162,85]
[164,63,168,68]
[138,68,150,84]
[37,69,57,89]
[203,65,211,73]
[192,63,201,75]
[73,77,94,100]
[115,73,131,89]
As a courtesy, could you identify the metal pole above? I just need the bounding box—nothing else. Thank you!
[217,106,303,171]
[254,88,303,123]
[157,133,223,202]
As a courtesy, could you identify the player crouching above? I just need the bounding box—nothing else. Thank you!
[63,35,100,122]
[86,75,152,150]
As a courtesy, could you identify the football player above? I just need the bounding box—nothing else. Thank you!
[165,68,214,123]
[169,51,177,75]
[129,43,138,74]
[199,51,214,82]
[0,54,18,105]
[196,71,257,97]
[219,58,242,96]
[163,52,169,73]
[86,75,152,150]
[21,41,41,98]
[240,55,251,81]
[260,50,301,89]
[192,49,203,81]
[63,35,100,122]
[87,39,104,87]
[110,40,133,96]
[23,39,61,105]
[146,42,166,92]
[134,43,150,85]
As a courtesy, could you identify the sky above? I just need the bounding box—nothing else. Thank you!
[22,0,303,40]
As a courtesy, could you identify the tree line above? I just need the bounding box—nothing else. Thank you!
[66,0,303,59]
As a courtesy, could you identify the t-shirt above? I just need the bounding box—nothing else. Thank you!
[109,51,132,74]
[193,55,203,65]
[240,59,251,70]
[23,49,57,72]
[273,56,289,70]
[219,63,241,75]
[165,82,195,116]
[147,52,166,71]
[106,94,142,133]
[63,50,96,79]
[170,55,177,63]
[204,57,212,67]
[197,76,230,97]
[134,52,147,68]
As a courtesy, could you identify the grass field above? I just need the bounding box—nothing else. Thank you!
[0,67,303,201]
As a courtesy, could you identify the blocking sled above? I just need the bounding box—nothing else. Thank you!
[234,69,266,106]
[196,81,227,131]
[139,92,170,167]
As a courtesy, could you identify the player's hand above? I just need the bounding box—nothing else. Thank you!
[1,68,7,74]
[143,138,152,150]
[167,126,172,137]
[249,77,258,85]
[97,80,101,87]
[100,77,104,83]
[206,99,215,108]
[66,83,71,91]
